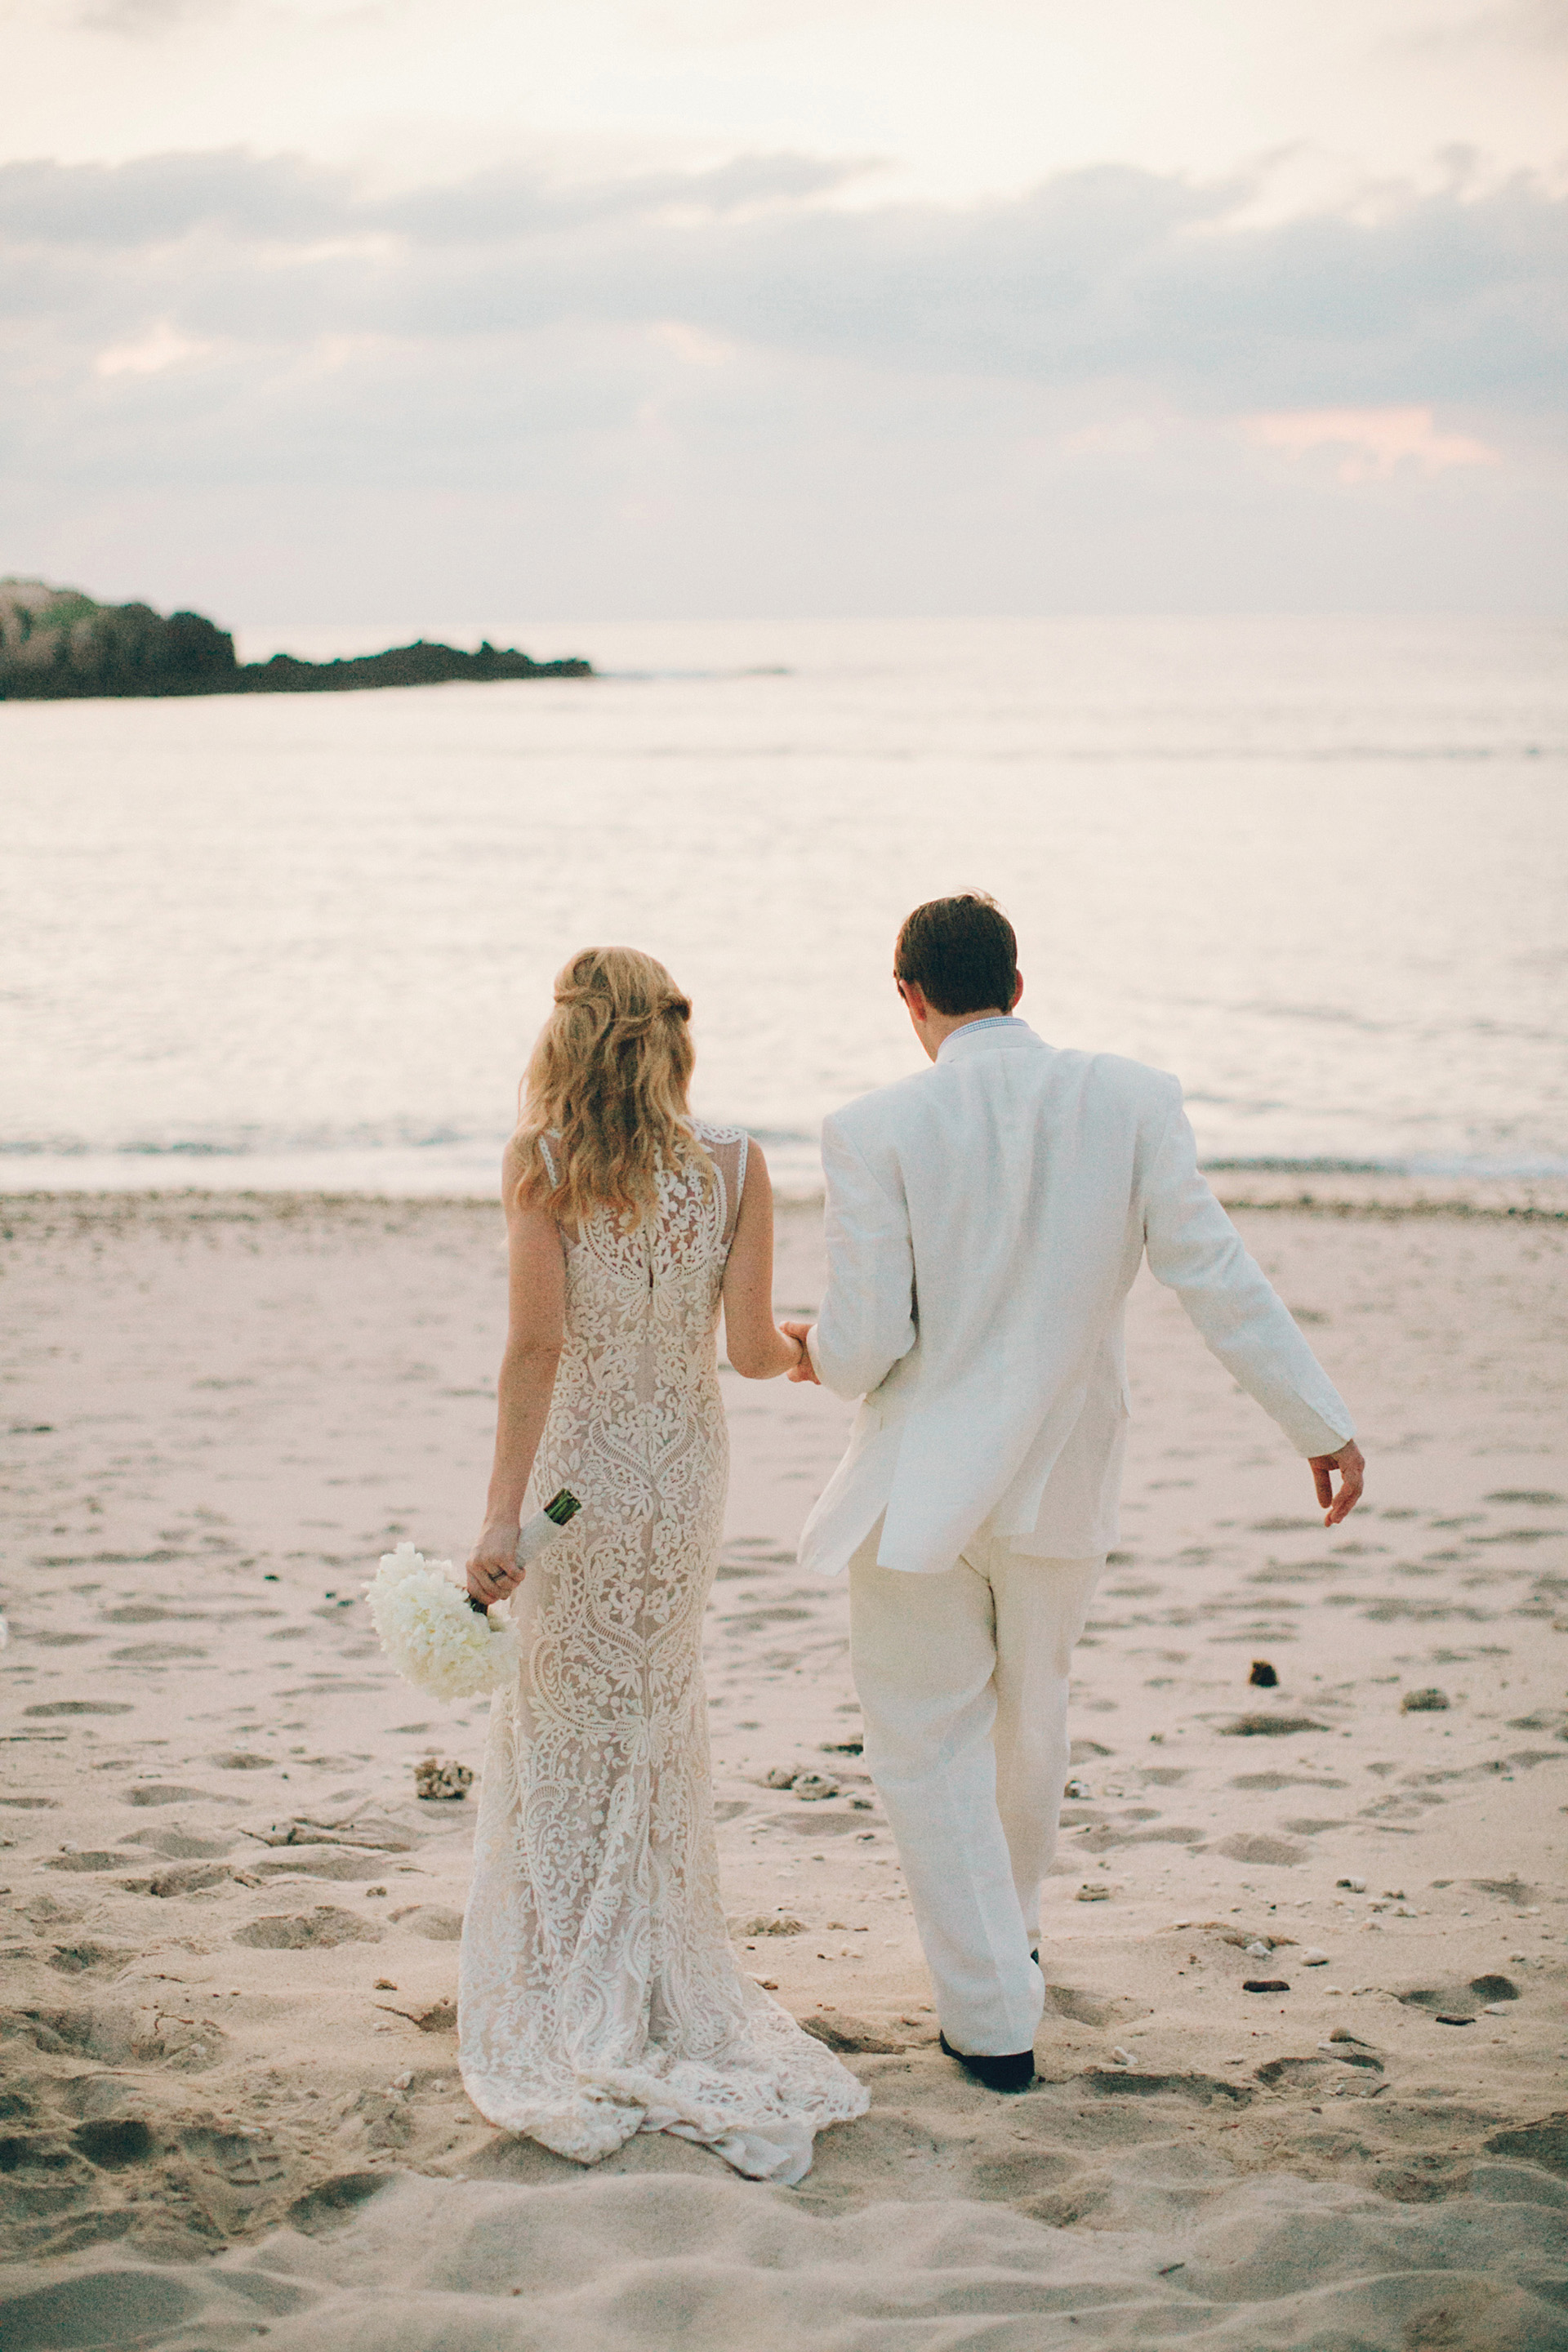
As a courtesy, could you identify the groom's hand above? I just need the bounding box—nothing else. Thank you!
[1311,1441,1365,1527]
[782,1321,819,1384]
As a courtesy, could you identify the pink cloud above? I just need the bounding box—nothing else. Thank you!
[1244,405,1500,483]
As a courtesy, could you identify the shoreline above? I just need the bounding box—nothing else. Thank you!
[4,1173,1567,1223]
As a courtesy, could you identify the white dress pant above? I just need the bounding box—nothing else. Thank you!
[848,1527,1104,2056]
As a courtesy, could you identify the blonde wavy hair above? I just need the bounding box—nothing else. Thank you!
[511,947,711,1227]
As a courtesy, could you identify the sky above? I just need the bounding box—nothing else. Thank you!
[2,0,1565,623]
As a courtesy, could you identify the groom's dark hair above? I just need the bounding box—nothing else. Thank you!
[895,893,1018,1016]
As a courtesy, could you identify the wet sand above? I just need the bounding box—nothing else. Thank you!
[1,1190,1566,2350]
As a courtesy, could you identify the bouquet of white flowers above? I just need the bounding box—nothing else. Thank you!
[362,1490,581,1704]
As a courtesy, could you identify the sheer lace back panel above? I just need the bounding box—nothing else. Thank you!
[458,1120,866,2179]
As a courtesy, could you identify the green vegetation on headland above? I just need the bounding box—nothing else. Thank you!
[0,579,593,700]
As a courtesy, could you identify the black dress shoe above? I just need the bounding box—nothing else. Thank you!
[939,2032,1036,2092]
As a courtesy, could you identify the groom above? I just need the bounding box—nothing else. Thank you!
[783,893,1363,2092]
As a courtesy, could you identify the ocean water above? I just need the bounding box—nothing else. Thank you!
[2,614,1564,1198]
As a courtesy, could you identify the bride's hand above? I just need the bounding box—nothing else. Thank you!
[781,1321,819,1384]
[466,1522,523,1606]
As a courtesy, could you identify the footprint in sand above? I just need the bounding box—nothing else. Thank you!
[388,1904,464,1940]
[1255,2052,1384,2095]
[254,1852,394,1882]
[143,1862,232,1898]
[1398,1973,1520,2025]
[234,1907,384,1949]
[1229,1771,1348,1791]
[23,1700,132,1717]
[100,1603,205,1624]
[1220,1713,1330,1738]
[1214,1833,1309,1867]
[119,1829,234,1860]
[1085,2068,1252,2107]
[109,1642,210,1665]
[47,1940,136,1976]
[123,1785,234,1808]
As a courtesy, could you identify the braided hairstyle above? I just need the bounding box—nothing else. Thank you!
[511,947,712,1227]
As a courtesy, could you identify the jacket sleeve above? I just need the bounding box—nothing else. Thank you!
[1143,1091,1355,1457]
[808,1113,918,1401]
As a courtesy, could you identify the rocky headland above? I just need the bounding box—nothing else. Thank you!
[0,579,592,699]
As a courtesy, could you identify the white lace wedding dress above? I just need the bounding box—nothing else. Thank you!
[458,1122,868,2183]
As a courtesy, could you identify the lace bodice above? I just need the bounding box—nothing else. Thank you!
[458,1123,867,2180]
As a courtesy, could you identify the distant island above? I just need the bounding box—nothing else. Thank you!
[0,579,593,700]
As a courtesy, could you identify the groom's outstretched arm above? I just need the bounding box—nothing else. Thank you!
[1143,1089,1359,1485]
[800,1114,917,1401]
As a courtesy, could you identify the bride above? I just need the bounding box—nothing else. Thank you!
[457,947,868,2183]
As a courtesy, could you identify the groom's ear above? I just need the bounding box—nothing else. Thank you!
[1011,970,1024,1009]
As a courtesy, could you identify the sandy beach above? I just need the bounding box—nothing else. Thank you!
[2,1187,1566,2350]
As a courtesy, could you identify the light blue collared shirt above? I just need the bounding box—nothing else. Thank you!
[935,1014,1031,1061]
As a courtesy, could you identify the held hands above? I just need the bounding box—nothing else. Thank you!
[782,1321,819,1384]
[1311,1440,1365,1527]
[466,1521,523,1607]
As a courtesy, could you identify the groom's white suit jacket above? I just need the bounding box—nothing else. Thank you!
[799,1019,1353,1577]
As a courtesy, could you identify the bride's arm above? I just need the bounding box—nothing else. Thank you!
[466,1162,567,1604]
[721,1143,805,1380]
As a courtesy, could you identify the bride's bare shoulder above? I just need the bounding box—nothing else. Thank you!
[501,1132,550,1208]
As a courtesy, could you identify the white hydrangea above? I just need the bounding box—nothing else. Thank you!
[362,1542,519,1703]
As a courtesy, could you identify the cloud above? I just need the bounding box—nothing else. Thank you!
[1245,404,1501,480]
[0,147,863,250]
[1397,0,1568,54]
[94,318,216,375]
[0,149,343,246]
[1,144,1562,615]
[74,0,234,32]
[2,148,1562,414]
